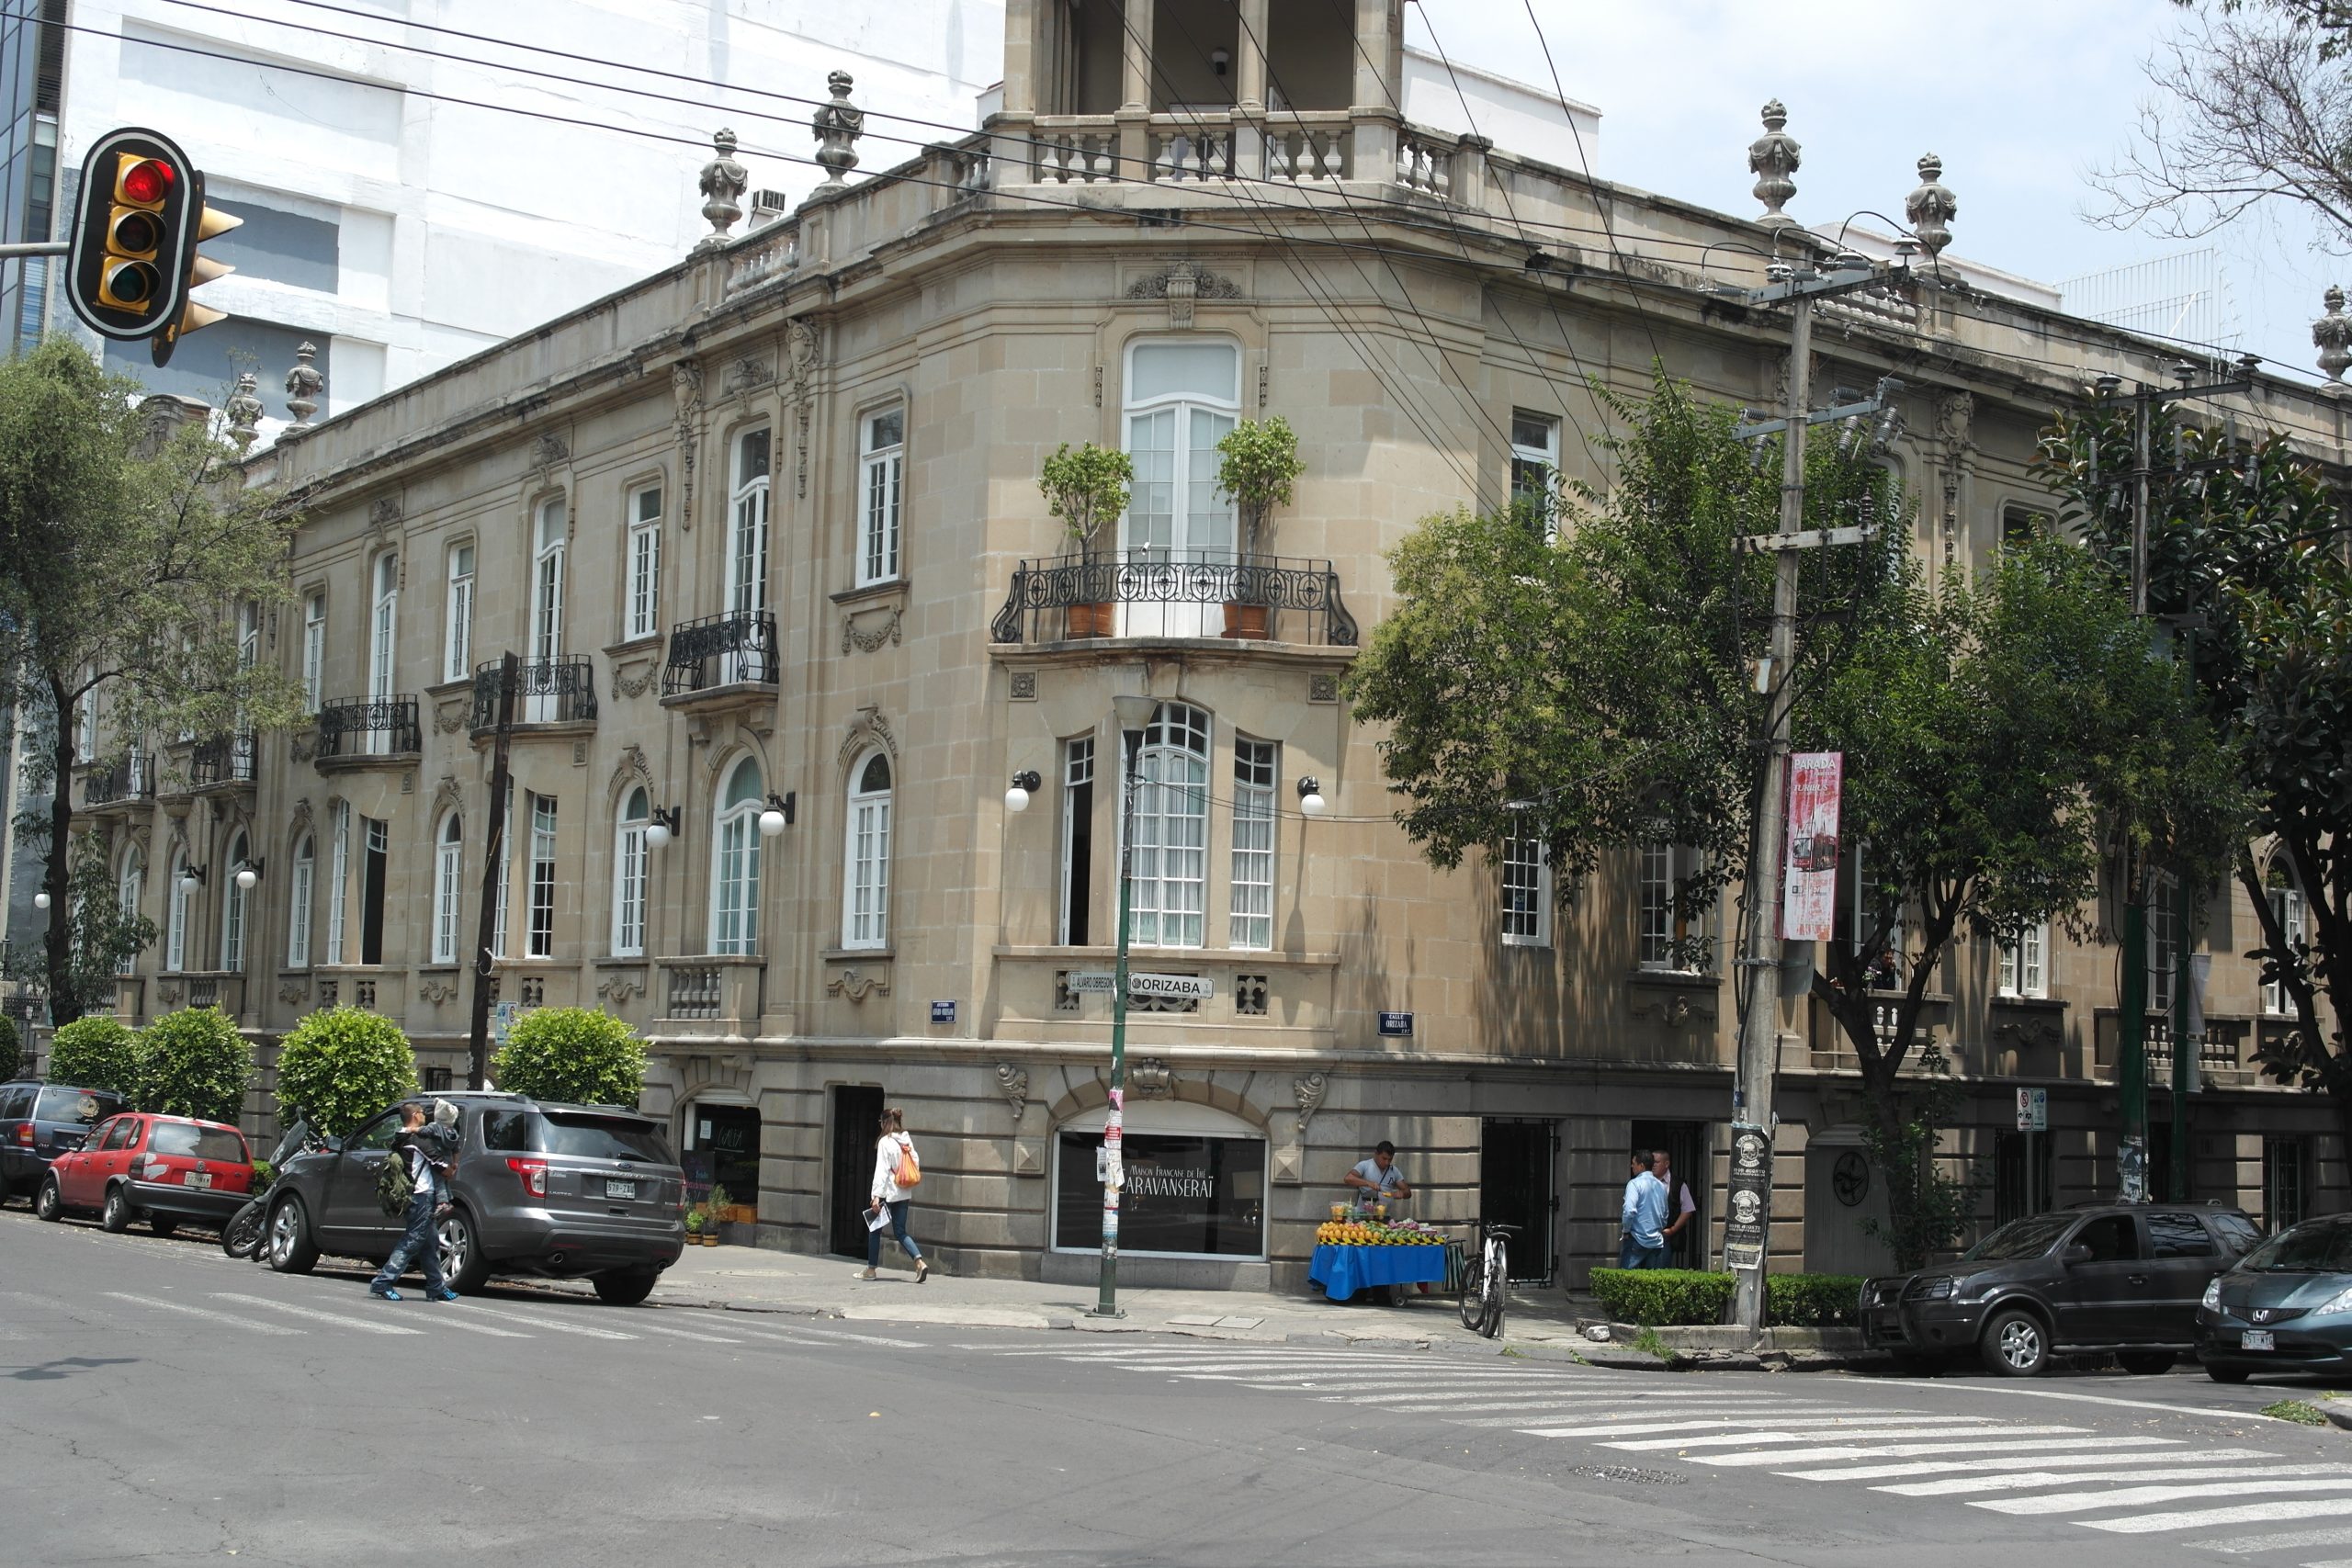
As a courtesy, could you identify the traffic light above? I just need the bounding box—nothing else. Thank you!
[65,127,241,367]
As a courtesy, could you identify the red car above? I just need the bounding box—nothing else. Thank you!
[35,1111,255,1235]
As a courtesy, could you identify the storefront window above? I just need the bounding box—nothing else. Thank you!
[1054,1128,1265,1258]
[682,1102,761,1215]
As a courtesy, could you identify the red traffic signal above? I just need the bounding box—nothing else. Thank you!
[66,128,239,365]
[118,158,172,206]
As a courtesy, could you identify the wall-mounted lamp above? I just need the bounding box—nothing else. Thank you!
[1112,694,1159,733]
[1005,770,1043,813]
[1295,777,1327,817]
[1210,46,1229,76]
[2094,372,2122,400]
[646,804,682,850]
[179,863,206,893]
[758,792,795,838]
[234,858,265,891]
[32,890,49,910]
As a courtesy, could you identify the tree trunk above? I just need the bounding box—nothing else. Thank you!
[41,670,80,1027]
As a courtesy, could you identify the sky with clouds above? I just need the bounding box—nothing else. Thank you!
[1416,0,2342,385]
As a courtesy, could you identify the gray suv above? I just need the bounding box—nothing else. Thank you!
[260,1092,684,1303]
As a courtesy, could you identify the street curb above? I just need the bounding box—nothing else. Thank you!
[2323,1405,2352,1434]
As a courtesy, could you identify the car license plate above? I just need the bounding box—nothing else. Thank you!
[2243,1329,2275,1351]
[185,1171,210,1189]
[605,1179,637,1200]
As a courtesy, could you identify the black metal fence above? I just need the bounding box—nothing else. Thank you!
[315,696,421,759]
[664,612,778,695]
[190,733,256,787]
[84,754,154,807]
[472,657,597,729]
[989,551,1357,646]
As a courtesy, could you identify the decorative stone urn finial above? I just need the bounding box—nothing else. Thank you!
[2316,285,2352,388]
[811,70,865,186]
[696,129,749,249]
[1905,153,1957,260]
[224,370,263,451]
[283,342,323,428]
[1748,98,1800,228]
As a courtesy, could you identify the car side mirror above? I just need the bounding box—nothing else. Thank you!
[320,1134,342,1155]
[2062,1244,2094,1267]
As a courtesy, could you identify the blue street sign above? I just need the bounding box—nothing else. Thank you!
[931,999,956,1024]
[1377,1011,1413,1037]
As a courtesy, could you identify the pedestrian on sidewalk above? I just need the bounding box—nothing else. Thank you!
[1619,1149,1669,1270]
[1652,1148,1697,1267]
[859,1107,929,1283]
[370,1102,458,1303]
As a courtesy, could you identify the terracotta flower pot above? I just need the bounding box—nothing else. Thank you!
[1221,603,1270,640]
[1065,602,1114,638]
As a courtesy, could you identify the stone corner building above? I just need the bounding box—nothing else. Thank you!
[82,1,2350,1290]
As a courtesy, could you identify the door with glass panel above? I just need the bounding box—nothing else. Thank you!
[528,498,566,721]
[1122,341,1238,637]
[367,552,398,754]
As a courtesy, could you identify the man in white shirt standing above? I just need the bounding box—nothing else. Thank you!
[1344,1141,1411,1211]
[370,1102,458,1303]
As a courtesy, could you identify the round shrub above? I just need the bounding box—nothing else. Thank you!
[137,1006,254,1124]
[273,1005,415,1138]
[46,1013,141,1098]
[0,1012,20,1081]
[492,1007,646,1109]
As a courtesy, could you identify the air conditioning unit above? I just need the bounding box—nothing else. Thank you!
[750,189,792,226]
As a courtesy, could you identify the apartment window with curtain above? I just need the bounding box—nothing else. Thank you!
[1500,829,1551,947]
[1510,411,1560,536]
[711,758,763,956]
[324,802,351,964]
[627,485,662,639]
[843,750,894,950]
[1125,340,1238,570]
[1126,704,1210,948]
[302,592,326,711]
[859,406,903,586]
[286,832,313,968]
[526,794,559,957]
[1229,737,1276,951]
[1637,843,1711,971]
[1999,920,2049,998]
[74,688,93,763]
[444,542,474,681]
[165,851,190,972]
[613,787,649,957]
[728,428,772,618]
[1058,736,1095,946]
[116,847,143,976]
[431,812,462,964]
[220,829,249,971]
[2149,871,2180,1015]
[2267,864,2307,1014]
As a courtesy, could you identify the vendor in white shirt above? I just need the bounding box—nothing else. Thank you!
[1344,1141,1412,1211]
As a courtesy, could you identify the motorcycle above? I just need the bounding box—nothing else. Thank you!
[221,1121,318,1259]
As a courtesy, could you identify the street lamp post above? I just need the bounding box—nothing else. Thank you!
[1092,693,1160,1320]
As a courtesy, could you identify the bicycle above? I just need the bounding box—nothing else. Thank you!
[1457,1220,1516,1339]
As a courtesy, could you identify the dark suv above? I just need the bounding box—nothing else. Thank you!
[1861,1202,2262,1376]
[0,1080,130,1201]
[259,1092,684,1303]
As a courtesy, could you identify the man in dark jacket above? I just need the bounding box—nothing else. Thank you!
[369,1102,458,1303]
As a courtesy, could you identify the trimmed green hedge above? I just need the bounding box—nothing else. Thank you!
[0,1012,19,1081]
[46,1014,141,1098]
[136,1006,254,1124]
[1589,1268,1867,1328]
[492,1007,646,1109]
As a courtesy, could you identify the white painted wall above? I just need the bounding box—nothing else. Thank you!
[1399,46,1600,175]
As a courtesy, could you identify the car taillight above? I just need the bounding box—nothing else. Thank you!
[12,1122,28,1147]
[505,1156,547,1198]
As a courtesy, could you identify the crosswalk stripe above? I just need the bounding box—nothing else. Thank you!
[102,1292,302,1336]
[719,1323,836,1348]
[1365,1396,1834,1413]
[1523,1414,1955,1440]
[455,1303,639,1341]
[1606,1423,2024,1453]
[210,1292,425,1337]
[405,1312,531,1339]
[1976,1477,2352,1516]
[1227,1375,1573,1391]
[1700,1430,2107,1466]
[761,1322,930,1349]
[585,1316,741,1345]
[1788,1445,2242,1483]
[1881,1462,2345,1497]
[2087,1500,2352,1535]
[2196,1529,2352,1554]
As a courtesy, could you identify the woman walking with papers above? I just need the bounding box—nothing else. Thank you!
[858,1107,930,1282]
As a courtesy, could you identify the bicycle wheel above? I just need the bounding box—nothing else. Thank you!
[1457,1238,1488,1333]
[1479,1238,1508,1338]
[220,1198,266,1259]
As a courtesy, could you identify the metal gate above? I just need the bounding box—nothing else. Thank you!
[828,1084,886,1257]
[1479,1118,1557,1283]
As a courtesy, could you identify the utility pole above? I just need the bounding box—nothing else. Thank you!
[467,652,517,1090]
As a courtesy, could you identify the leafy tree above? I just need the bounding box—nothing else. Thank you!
[0,1012,19,1081]
[273,1006,414,1138]
[45,1013,139,1097]
[0,339,306,1025]
[1,833,153,1019]
[1037,442,1133,557]
[492,1007,647,1108]
[136,1006,254,1124]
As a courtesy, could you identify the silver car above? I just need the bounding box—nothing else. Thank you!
[259,1091,685,1303]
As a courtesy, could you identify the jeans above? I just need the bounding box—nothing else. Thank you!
[1617,1235,1670,1269]
[867,1199,922,1269]
[372,1191,447,1292]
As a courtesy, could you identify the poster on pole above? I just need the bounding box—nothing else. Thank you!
[1723,1122,1773,1272]
[1781,751,1844,942]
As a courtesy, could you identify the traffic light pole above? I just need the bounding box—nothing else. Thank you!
[0,242,65,258]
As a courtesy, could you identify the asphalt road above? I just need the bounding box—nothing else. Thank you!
[6,1207,2352,1566]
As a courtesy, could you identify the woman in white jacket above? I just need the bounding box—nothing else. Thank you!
[860,1107,928,1281]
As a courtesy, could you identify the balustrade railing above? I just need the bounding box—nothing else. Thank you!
[1395,130,1453,197]
[315,696,422,759]
[190,733,255,787]
[1153,126,1233,182]
[990,551,1357,647]
[663,612,778,695]
[1264,117,1351,182]
[472,657,597,729]
[667,964,722,1021]
[84,754,154,808]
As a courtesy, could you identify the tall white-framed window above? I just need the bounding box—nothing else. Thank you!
[165,851,191,972]
[1126,703,1210,948]
[367,551,399,754]
[1058,735,1096,946]
[1999,919,2049,998]
[858,405,904,586]
[626,485,662,640]
[236,601,261,677]
[1637,842,1711,971]
[2149,871,2180,1015]
[324,800,351,964]
[1125,340,1238,636]
[711,757,763,956]
[301,592,326,712]
[613,786,649,958]
[727,428,772,618]
[1229,737,1277,951]
[2267,866,2308,1014]
[74,688,95,763]
[286,833,314,968]
[116,847,144,975]
[526,793,559,958]
[1500,828,1551,947]
[444,542,474,682]
[430,811,462,965]
[491,820,513,959]
[1510,410,1561,536]
[220,829,249,972]
[528,499,568,721]
[843,750,894,951]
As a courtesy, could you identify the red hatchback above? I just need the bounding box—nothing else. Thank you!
[36,1112,254,1235]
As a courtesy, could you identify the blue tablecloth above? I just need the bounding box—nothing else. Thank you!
[1308,1242,1450,1302]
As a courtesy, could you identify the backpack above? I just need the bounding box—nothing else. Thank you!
[892,1136,921,1190]
[377,1145,415,1216]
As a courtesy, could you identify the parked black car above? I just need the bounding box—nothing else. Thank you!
[258,1091,685,1303]
[0,1080,130,1201]
[1861,1202,2263,1376]
[2197,1213,2352,1382]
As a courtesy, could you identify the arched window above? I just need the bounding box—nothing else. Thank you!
[728,428,771,618]
[220,829,250,972]
[528,498,567,721]
[842,750,893,950]
[286,833,314,968]
[116,847,144,976]
[711,758,763,956]
[367,550,399,755]
[2267,858,2307,1016]
[1126,703,1209,948]
[431,812,463,965]
[613,786,650,958]
[165,851,191,973]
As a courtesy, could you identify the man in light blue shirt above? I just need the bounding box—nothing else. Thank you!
[1619,1150,1670,1269]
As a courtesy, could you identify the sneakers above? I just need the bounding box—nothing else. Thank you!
[430,1288,460,1303]
[854,1267,877,1280]
[915,1258,929,1284]
[369,1285,402,1302]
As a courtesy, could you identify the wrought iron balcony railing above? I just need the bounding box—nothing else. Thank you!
[990,551,1358,647]
[663,612,778,695]
[315,696,422,760]
[190,732,256,788]
[472,657,597,730]
[84,754,155,808]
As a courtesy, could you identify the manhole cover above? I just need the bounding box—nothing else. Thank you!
[1566,1464,1687,1486]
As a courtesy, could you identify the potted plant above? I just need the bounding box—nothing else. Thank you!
[1214,416,1304,640]
[707,1182,734,1231]
[684,1204,707,1244]
[1038,441,1134,639]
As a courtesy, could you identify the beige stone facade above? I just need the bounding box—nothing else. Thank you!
[73,0,2350,1289]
